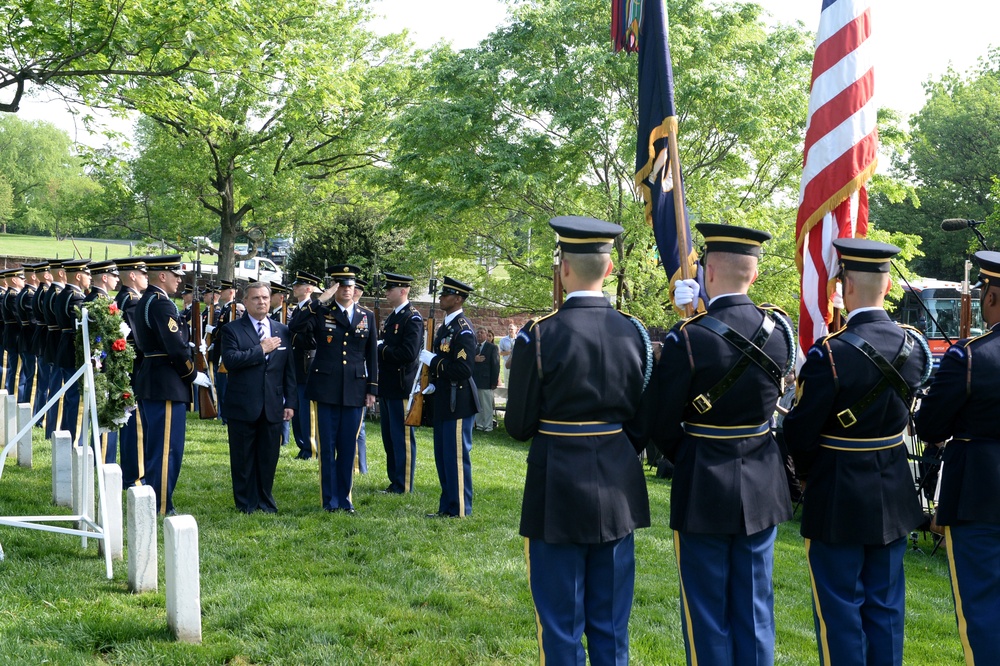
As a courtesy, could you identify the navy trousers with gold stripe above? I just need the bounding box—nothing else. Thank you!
[526,534,634,666]
[433,416,473,516]
[4,348,19,395]
[17,351,34,404]
[675,527,777,666]
[314,402,362,511]
[139,399,186,515]
[33,357,50,419]
[805,537,906,666]
[380,397,416,493]
[945,523,1000,663]
[292,383,314,458]
[45,363,62,437]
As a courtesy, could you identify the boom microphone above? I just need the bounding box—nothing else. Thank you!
[941,218,987,231]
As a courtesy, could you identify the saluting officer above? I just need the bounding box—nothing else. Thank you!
[648,223,794,665]
[288,271,320,460]
[785,239,930,666]
[915,250,1000,664]
[16,264,39,405]
[113,257,149,487]
[288,265,378,513]
[506,217,652,665]
[417,276,478,518]
[132,255,210,515]
[377,272,423,494]
[54,259,91,440]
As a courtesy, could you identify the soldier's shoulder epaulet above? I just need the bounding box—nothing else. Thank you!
[525,309,558,333]
[616,310,645,326]
[759,303,790,318]
[819,327,848,345]
[963,328,994,347]
[456,316,473,330]
[678,311,708,331]
[406,304,421,317]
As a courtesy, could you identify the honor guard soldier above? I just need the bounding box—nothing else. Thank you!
[133,255,210,515]
[648,223,794,665]
[84,261,120,459]
[16,264,40,404]
[268,281,292,446]
[208,279,237,421]
[178,283,194,326]
[352,276,372,474]
[54,259,91,440]
[42,260,67,436]
[1,267,25,396]
[785,239,930,666]
[377,272,423,494]
[506,217,653,665]
[288,271,320,460]
[113,257,149,487]
[915,250,1000,663]
[30,261,53,419]
[288,264,378,513]
[417,275,477,518]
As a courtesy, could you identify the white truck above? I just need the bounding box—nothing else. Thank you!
[180,254,284,284]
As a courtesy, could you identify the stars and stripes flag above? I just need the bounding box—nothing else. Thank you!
[796,0,878,352]
[614,0,698,309]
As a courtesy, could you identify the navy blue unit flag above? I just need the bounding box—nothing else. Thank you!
[632,0,698,299]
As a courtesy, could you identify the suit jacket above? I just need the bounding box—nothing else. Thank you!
[428,311,478,421]
[506,296,651,544]
[472,339,500,390]
[289,299,378,407]
[220,314,297,423]
[649,294,793,535]
[785,309,928,544]
[132,285,195,402]
[378,302,423,399]
[915,322,1000,525]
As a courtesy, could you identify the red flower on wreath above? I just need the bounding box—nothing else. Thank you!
[112,338,127,352]
[122,391,131,400]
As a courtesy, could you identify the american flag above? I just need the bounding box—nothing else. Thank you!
[796,0,878,352]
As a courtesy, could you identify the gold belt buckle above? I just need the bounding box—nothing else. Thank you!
[693,394,712,414]
[837,409,857,428]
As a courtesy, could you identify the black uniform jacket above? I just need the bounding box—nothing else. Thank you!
[2,287,20,355]
[16,285,36,354]
[208,301,237,366]
[30,283,47,357]
[289,299,378,407]
[378,302,423,400]
[54,284,85,370]
[132,285,195,402]
[287,300,314,385]
[785,309,927,544]
[115,286,143,379]
[428,311,478,422]
[649,294,793,536]
[506,296,651,544]
[220,314,297,423]
[915,322,1000,525]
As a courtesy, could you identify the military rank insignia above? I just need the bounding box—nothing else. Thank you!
[457,349,467,360]
[168,319,179,333]
[327,335,333,344]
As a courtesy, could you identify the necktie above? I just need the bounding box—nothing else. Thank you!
[258,321,268,359]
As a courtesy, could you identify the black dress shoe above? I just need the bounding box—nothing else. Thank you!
[343,507,357,515]
[295,452,313,460]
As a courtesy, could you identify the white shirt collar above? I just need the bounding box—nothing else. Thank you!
[846,306,884,322]
[444,309,463,325]
[394,300,410,314]
[565,290,604,300]
[708,292,744,306]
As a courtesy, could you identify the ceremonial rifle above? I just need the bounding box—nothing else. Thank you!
[405,275,438,427]
[192,259,218,419]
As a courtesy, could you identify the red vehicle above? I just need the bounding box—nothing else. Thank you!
[894,279,983,367]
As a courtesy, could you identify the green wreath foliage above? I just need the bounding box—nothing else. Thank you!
[75,297,136,431]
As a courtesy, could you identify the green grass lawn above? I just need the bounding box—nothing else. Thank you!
[0,416,966,664]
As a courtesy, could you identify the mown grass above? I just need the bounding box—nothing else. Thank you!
[0,415,966,664]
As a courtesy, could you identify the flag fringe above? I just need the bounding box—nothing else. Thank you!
[634,115,679,226]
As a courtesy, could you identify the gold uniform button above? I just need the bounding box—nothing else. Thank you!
[343,360,347,365]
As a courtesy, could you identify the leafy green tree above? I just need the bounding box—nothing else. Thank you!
[380,0,814,325]
[0,174,13,233]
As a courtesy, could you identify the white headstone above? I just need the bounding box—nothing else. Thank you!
[0,390,7,456]
[127,485,158,593]
[71,444,95,535]
[16,403,31,468]
[52,430,73,507]
[164,515,201,643]
[99,464,123,560]
[3,394,16,461]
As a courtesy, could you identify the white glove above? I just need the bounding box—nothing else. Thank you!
[188,341,196,349]
[199,342,207,355]
[831,282,844,310]
[205,324,216,334]
[674,278,700,307]
[377,339,384,346]
[421,384,436,395]
[419,349,436,366]
[193,372,211,388]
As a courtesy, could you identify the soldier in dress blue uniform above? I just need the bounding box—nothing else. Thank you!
[42,259,66,437]
[16,263,40,405]
[113,257,148,487]
[83,261,120,459]
[1,267,24,397]
[288,264,378,513]
[133,255,211,515]
[417,276,478,518]
[648,223,794,666]
[208,278,238,422]
[377,272,423,494]
[915,250,1000,664]
[54,259,91,440]
[506,217,652,665]
[30,261,53,420]
[352,277,372,475]
[785,239,930,666]
[288,271,320,460]
[268,281,292,447]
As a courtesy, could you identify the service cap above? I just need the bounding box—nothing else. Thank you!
[549,216,622,254]
[832,238,900,274]
[383,272,414,289]
[696,223,771,258]
[441,276,474,297]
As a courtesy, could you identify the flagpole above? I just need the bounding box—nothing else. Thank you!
[667,130,693,316]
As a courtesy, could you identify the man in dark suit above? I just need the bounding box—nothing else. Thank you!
[417,276,478,518]
[288,271,320,460]
[221,282,297,514]
[113,257,148,488]
[915,250,1000,663]
[377,272,423,494]
[648,223,794,665]
[786,239,930,666]
[506,216,652,665]
[288,264,377,514]
[472,327,500,432]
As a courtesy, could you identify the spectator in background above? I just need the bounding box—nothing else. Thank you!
[498,323,517,386]
[473,327,500,432]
